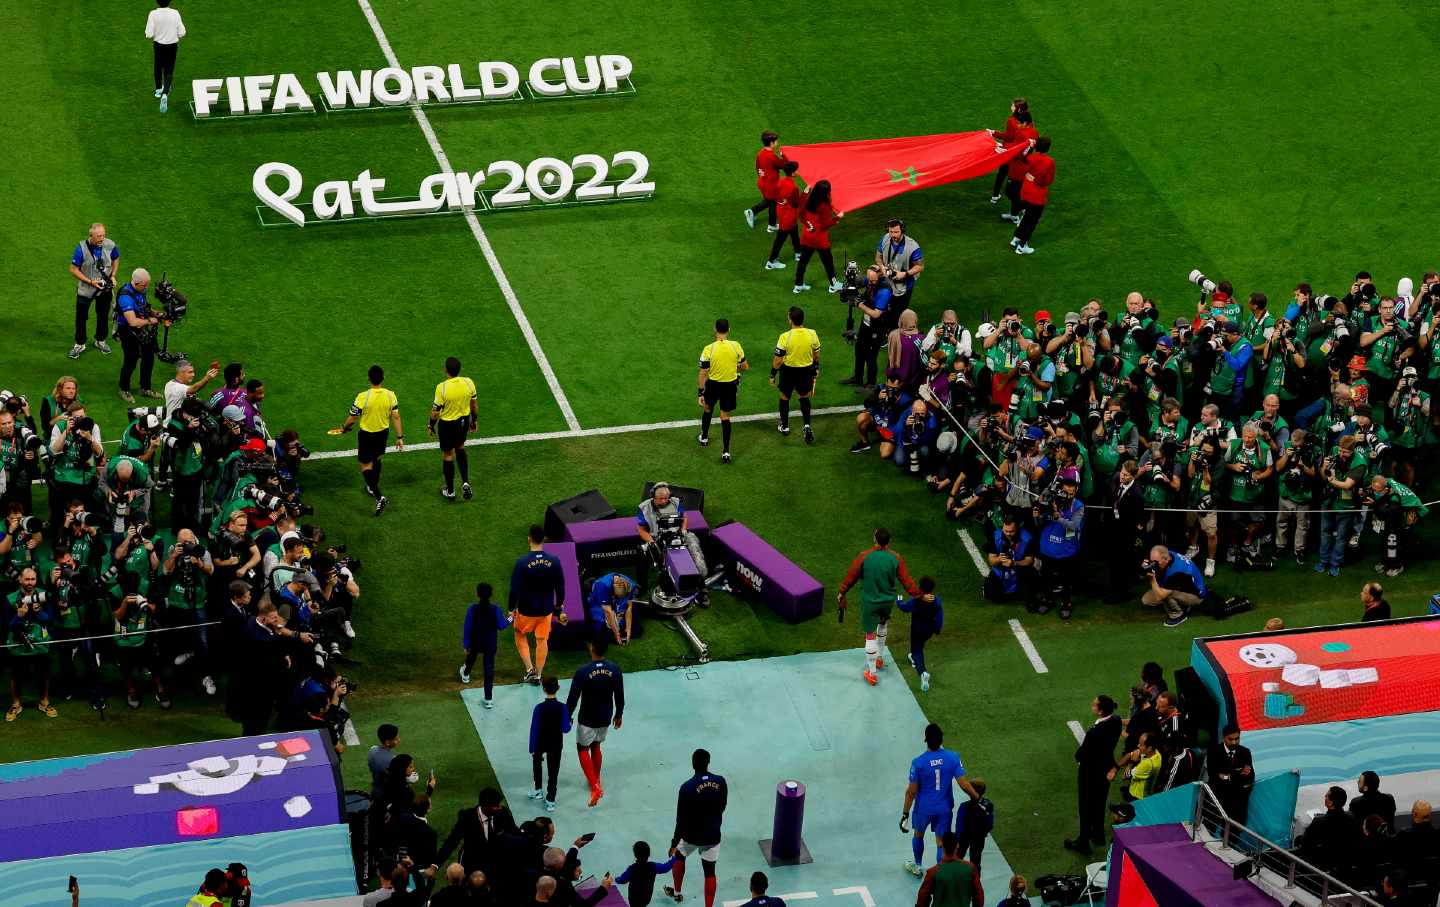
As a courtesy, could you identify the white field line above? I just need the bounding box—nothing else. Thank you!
[354,0,580,432]
[1007,618,1049,674]
[956,528,989,577]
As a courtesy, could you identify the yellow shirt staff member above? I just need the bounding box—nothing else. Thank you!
[697,317,748,463]
[337,364,402,515]
[429,355,477,501]
[771,305,821,445]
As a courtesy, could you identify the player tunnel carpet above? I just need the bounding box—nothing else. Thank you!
[461,648,1015,907]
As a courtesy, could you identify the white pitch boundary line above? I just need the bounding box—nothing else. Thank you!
[354,0,580,433]
[956,528,988,577]
[1067,720,1086,744]
[306,405,865,460]
[1007,618,1049,674]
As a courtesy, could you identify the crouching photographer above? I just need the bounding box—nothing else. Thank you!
[1363,476,1428,577]
[1034,470,1085,620]
[983,515,1036,603]
[895,399,939,474]
[1140,545,1207,628]
[268,536,348,661]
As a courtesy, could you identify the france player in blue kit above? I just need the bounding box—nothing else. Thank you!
[901,723,980,877]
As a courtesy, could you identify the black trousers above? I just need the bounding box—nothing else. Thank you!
[748,196,777,227]
[171,472,204,532]
[991,167,1008,198]
[1015,202,1046,245]
[75,291,112,344]
[852,323,883,385]
[795,246,835,286]
[153,42,178,93]
[118,332,155,392]
[767,226,800,262]
[1077,769,1110,845]
[532,747,561,800]
[1006,178,1023,216]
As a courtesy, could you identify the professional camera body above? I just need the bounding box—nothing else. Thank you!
[837,260,866,344]
[1187,269,1218,295]
[144,273,191,364]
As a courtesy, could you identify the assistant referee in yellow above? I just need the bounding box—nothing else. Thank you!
[429,356,478,501]
[772,305,822,445]
[337,364,403,516]
[698,318,748,464]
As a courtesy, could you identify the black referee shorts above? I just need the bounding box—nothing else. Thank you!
[777,365,817,397]
[357,429,389,464]
[702,379,739,413]
[436,417,468,452]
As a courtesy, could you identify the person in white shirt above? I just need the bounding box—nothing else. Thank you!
[144,0,186,113]
[162,359,219,421]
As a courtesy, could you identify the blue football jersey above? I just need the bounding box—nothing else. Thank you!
[909,748,965,814]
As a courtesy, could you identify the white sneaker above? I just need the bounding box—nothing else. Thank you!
[174,652,194,667]
[794,252,802,261]
[1015,244,1035,255]
[828,278,844,293]
[528,788,545,800]
[154,88,165,98]
[1001,213,1018,223]
[482,697,494,710]
[1204,559,1216,577]
[904,860,923,878]
[342,620,356,639]
[458,665,471,683]
[159,94,168,113]
[545,799,557,812]
[202,676,217,695]
[68,343,85,359]
[94,340,112,354]
[764,260,787,270]
[989,195,1001,204]
[907,652,916,669]
[1185,545,1200,559]
[792,284,811,294]
[920,671,931,692]
[697,434,709,447]
[744,209,756,229]
[766,225,778,233]
[1009,237,1020,248]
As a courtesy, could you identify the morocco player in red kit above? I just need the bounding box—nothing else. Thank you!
[1012,136,1054,255]
[746,131,785,232]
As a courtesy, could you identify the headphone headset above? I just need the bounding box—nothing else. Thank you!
[651,481,671,499]
[888,217,906,232]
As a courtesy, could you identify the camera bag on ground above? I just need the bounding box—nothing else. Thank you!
[1033,873,1087,906]
[1209,594,1253,619]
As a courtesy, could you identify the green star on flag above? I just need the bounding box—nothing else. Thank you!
[885,166,927,185]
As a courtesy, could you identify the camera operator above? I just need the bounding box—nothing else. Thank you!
[1241,292,1277,404]
[853,371,912,456]
[47,403,103,529]
[1150,398,1189,450]
[841,266,895,390]
[49,545,102,708]
[1343,271,1378,314]
[1137,440,1183,548]
[2,505,46,581]
[1140,545,1207,628]
[211,509,262,598]
[1196,280,1241,328]
[112,520,160,595]
[114,268,162,404]
[1247,394,1291,460]
[0,409,45,512]
[1089,395,1139,485]
[67,223,120,360]
[162,398,211,531]
[1364,476,1426,577]
[308,549,360,642]
[1315,435,1366,576]
[1205,321,1253,421]
[983,308,1035,411]
[1114,293,1162,368]
[112,571,171,710]
[1182,434,1223,579]
[269,538,345,659]
[875,218,923,313]
[983,514,1035,604]
[1035,470,1085,619]
[1224,422,1275,562]
[161,529,216,694]
[1387,366,1430,487]
[1045,312,1096,408]
[1016,325,1058,422]
[6,565,58,720]
[1274,429,1319,564]
[636,483,709,606]
[1358,296,1411,409]
[895,399,939,475]
[101,455,154,533]
[921,310,973,368]
[1000,425,1050,519]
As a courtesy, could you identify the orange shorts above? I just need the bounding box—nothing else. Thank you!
[513,613,553,640]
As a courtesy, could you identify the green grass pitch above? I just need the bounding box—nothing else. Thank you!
[6,0,1440,884]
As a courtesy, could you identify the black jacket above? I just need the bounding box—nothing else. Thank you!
[1298,807,1360,869]
[436,806,517,875]
[1075,714,1122,775]
[1205,742,1254,797]
[1350,789,1398,826]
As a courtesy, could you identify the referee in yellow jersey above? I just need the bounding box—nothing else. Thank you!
[429,356,478,501]
[772,305,822,444]
[337,364,403,516]
[698,318,748,463]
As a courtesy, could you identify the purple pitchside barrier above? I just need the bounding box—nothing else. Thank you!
[710,522,823,623]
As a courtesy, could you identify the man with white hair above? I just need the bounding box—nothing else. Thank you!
[163,359,220,421]
[115,268,160,404]
[67,222,119,359]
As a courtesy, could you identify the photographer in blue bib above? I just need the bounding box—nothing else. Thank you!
[114,269,162,404]
[67,223,120,359]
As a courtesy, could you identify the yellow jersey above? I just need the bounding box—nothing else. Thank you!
[775,327,821,367]
[699,339,746,383]
[433,376,476,422]
[350,387,398,433]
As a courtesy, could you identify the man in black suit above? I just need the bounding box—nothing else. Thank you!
[386,792,440,896]
[1297,786,1360,871]
[1350,771,1398,827]
[1066,694,1123,854]
[1104,462,1147,603]
[1394,801,1437,881]
[1206,724,1255,824]
[437,787,517,878]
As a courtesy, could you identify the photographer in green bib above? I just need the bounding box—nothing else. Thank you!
[112,569,170,710]
[5,565,56,721]
[161,528,217,695]
[1274,428,1320,564]
[1223,422,1274,564]
[1387,365,1431,488]
[46,402,103,531]
[1357,295,1411,427]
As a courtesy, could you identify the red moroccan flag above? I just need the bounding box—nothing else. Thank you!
[782,132,1028,212]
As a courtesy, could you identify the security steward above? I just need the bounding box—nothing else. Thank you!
[337,364,403,516]
[697,318,748,464]
[429,356,477,502]
[185,868,230,907]
[771,306,822,445]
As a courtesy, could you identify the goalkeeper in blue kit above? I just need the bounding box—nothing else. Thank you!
[901,723,980,877]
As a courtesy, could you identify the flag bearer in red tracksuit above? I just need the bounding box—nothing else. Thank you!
[997,110,1038,225]
[746,131,785,231]
[794,180,844,294]
[987,97,1030,202]
[1012,137,1054,255]
[765,161,803,270]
